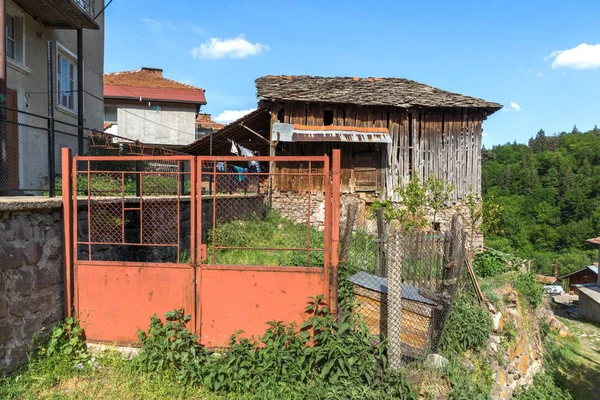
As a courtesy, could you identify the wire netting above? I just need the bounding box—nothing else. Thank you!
[339,205,467,364]
[199,158,329,268]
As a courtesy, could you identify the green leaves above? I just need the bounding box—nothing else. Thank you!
[513,273,544,308]
[133,298,416,399]
[441,297,492,354]
[36,317,88,364]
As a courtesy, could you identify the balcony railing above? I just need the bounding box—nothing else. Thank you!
[12,0,100,30]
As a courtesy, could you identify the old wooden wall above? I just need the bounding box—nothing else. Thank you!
[263,100,485,201]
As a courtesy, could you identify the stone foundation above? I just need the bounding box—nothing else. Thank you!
[270,192,483,248]
[0,198,65,375]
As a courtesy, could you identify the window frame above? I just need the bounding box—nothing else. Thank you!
[5,6,25,66]
[55,43,78,113]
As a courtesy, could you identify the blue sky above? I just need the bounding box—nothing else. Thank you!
[104,0,600,147]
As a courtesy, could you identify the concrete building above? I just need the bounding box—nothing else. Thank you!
[103,68,206,146]
[3,0,105,192]
[579,237,600,323]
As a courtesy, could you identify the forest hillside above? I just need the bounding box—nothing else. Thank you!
[483,126,600,275]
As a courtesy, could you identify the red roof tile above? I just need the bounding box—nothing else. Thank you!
[104,68,206,104]
[536,275,559,284]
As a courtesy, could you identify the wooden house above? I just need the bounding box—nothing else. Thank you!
[256,76,501,201]
[185,75,501,201]
[559,265,599,295]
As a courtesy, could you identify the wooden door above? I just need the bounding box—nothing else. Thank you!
[353,152,378,192]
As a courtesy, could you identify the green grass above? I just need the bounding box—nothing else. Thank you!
[0,351,224,400]
[208,210,325,267]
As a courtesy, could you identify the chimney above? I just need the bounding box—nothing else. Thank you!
[141,67,163,77]
[553,259,559,278]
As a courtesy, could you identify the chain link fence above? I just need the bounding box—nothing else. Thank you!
[1,106,184,196]
[340,203,467,365]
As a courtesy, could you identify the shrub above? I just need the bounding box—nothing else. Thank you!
[441,297,492,354]
[513,273,544,308]
[135,297,416,399]
[513,373,573,400]
[36,316,88,364]
[473,250,507,278]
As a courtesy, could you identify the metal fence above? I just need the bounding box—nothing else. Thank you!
[340,208,466,366]
[0,107,183,197]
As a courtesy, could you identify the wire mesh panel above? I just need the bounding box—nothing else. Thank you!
[198,156,330,269]
[75,156,194,263]
[342,213,466,365]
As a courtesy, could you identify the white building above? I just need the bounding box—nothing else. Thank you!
[103,68,206,146]
[3,0,105,193]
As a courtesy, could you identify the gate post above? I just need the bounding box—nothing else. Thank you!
[330,149,341,316]
[61,147,73,317]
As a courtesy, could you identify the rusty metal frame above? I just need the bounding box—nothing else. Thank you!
[62,152,341,346]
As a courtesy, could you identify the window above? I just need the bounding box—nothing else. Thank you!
[104,106,117,122]
[57,53,76,110]
[5,12,24,64]
[324,110,334,126]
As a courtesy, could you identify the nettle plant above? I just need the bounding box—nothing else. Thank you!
[134,296,416,399]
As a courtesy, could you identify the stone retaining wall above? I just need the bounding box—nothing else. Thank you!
[0,198,64,375]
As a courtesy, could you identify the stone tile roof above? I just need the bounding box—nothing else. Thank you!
[256,75,502,111]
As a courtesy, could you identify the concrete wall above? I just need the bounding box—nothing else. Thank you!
[579,287,600,324]
[0,198,65,375]
[6,0,105,190]
[107,100,198,146]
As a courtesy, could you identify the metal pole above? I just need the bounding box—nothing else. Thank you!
[0,0,7,195]
[0,0,6,119]
[77,29,84,155]
[47,41,55,197]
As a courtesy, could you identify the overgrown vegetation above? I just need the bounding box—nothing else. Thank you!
[483,127,600,274]
[369,174,454,231]
[513,272,544,308]
[1,297,418,399]
[208,209,325,267]
[441,293,493,354]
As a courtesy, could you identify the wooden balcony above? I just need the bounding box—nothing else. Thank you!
[13,0,99,30]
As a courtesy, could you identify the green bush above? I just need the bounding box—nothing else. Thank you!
[473,250,507,278]
[441,297,493,354]
[135,296,416,399]
[36,316,89,364]
[513,273,544,308]
[513,373,573,400]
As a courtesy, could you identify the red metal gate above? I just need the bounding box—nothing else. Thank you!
[62,148,340,346]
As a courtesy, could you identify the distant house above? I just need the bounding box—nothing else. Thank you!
[578,238,600,323]
[195,113,224,138]
[536,275,560,286]
[103,67,206,146]
[559,265,598,295]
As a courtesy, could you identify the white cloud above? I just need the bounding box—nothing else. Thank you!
[214,108,256,124]
[141,18,161,32]
[191,35,269,59]
[510,102,521,112]
[547,43,600,69]
[482,131,489,137]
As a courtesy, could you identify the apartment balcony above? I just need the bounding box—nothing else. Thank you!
[13,0,100,30]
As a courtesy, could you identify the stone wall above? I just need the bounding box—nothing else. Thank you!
[270,191,483,248]
[0,198,64,375]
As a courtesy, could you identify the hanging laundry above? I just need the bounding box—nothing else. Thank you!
[230,141,239,155]
[239,145,261,172]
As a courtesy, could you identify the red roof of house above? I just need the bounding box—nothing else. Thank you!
[104,68,206,105]
[536,275,559,284]
[196,114,224,131]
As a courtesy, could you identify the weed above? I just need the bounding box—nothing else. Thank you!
[473,250,506,278]
[513,273,543,308]
[441,296,492,354]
